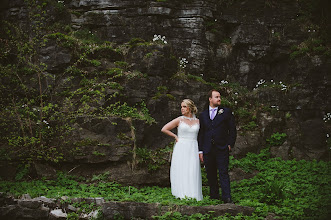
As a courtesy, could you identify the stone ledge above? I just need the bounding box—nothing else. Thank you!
[102,201,255,219]
[0,193,255,219]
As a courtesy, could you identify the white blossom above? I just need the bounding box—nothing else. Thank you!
[220,80,229,85]
[323,112,331,122]
[271,105,279,110]
[153,34,167,44]
[179,57,189,69]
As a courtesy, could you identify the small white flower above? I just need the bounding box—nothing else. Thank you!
[153,34,167,44]
[323,112,331,122]
[218,109,224,114]
[179,58,188,69]
[220,80,229,85]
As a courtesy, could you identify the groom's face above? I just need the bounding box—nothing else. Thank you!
[209,91,221,107]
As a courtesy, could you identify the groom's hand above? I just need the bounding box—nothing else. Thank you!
[228,145,231,151]
[199,153,204,163]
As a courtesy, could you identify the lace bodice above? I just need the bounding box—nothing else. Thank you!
[177,116,199,140]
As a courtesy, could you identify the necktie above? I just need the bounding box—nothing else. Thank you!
[210,108,217,120]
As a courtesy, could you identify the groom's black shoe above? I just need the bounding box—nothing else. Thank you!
[223,198,234,204]
[210,196,220,200]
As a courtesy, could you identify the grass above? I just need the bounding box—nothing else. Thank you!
[0,148,330,219]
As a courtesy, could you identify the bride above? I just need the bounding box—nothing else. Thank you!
[161,99,203,201]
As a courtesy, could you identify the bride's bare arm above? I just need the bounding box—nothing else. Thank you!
[161,117,180,142]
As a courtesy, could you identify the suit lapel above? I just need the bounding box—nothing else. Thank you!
[204,109,211,121]
[202,109,211,124]
[213,107,225,123]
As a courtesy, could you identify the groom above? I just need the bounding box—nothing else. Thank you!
[198,89,237,203]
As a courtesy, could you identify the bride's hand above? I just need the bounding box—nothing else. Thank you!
[175,136,178,142]
[199,154,203,163]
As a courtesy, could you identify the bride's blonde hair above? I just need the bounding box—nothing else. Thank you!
[182,99,198,115]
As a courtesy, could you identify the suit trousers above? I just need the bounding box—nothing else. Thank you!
[204,145,231,200]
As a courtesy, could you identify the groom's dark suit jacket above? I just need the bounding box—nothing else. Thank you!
[198,107,237,154]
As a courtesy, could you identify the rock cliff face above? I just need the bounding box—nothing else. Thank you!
[0,0,329,185]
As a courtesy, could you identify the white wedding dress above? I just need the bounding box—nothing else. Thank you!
[170,116,203,201]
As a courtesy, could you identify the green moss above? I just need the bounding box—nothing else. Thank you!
[187,74,207,84]
[101,102,155,124]
[92,151,106,156]
[107,68,124,77]
[242,121,258,131]
[222,37,231,44]
[128,38,147,47]
[136,145,172,171]
[46,32,77,48]
[114,61,128,69]
[73,29,103,44]
[153,86,176,100]
[71,10,82,17]
[266,132,287,147]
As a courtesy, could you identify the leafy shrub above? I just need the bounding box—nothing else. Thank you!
[266,132,287,147]
[136,145,172,171]
[102,101,155,124]
[73,29,103,44]
[242,121,257,131]
[259,180,286,205]
[0,149,330,219]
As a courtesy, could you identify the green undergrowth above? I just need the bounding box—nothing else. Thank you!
[0,148,330,220]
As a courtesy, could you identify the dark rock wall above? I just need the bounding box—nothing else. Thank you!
[63,0,330,120]
[0,0,330,184]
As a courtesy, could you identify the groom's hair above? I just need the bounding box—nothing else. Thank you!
[208,89,220,98]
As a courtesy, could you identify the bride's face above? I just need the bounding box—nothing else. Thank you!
[181,102,191,116]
